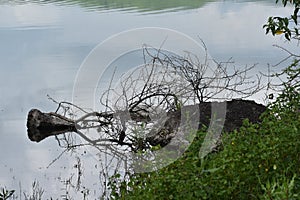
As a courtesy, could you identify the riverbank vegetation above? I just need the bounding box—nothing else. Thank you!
[1,1,299,199]
[108,59,299,199]
[107,1,300,199]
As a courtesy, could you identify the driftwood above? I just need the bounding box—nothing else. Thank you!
[26,99,266,145]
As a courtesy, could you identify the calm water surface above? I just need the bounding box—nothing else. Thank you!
[0,0,297,198]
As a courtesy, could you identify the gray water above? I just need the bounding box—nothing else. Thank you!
[0,0,297,198]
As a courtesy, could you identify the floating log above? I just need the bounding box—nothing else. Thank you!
[27,109,77,142]
[144,99,266,147]
[197,99,266,132]
[26,99,266,144]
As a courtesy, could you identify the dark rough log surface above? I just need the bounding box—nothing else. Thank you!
[197,99,266,132]
[27,109,76,142]
[146,99,266,147]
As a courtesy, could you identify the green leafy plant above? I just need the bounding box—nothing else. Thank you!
[0,188,15,200]
[258,174,298,200]
[263,0,300,41]
[108,57,300,199]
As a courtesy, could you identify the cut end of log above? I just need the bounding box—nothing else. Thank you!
[27,109,76,142]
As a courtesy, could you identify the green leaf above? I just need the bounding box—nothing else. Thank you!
[295,28,299,35]
[202,167,221,173]
[294,7,299,24]
[285,32,291,40]
[283,17,289,26]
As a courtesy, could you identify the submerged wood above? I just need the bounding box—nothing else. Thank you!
[27,109,77,142]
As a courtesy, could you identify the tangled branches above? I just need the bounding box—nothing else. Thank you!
[27,45,263,153]
[26,45,264,197]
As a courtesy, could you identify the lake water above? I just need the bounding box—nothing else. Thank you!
[0,0,298,198]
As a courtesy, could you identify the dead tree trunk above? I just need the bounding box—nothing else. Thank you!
[27,109,77,142]
[26,99,266,145]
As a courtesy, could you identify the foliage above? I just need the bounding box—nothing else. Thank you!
[108,60,300,199]
[267,59,300,119]
[106,3,300,196]
[263,0,300,41]
[16,1,299,199]
[0,188,15,200]
[258,174,297,200]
